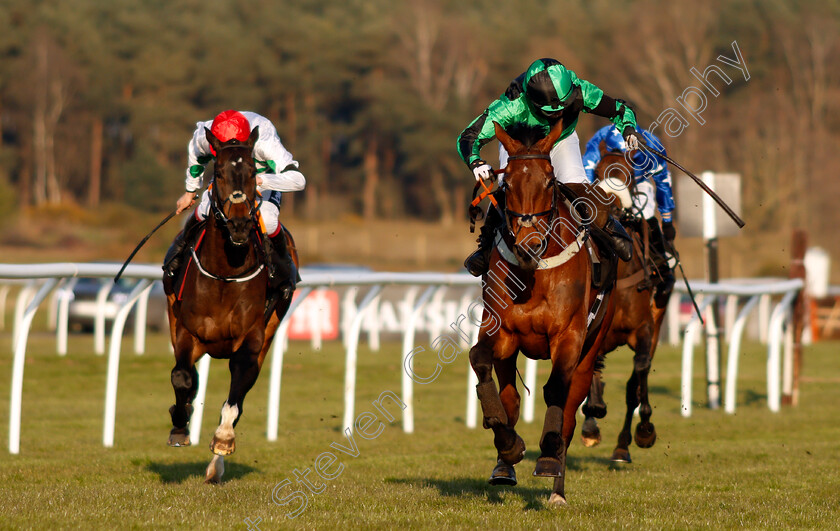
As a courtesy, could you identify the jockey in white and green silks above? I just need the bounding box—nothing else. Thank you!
[457,58,642,276]
[165,110,304,294]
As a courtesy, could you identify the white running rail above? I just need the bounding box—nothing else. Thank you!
[0,263,802,453]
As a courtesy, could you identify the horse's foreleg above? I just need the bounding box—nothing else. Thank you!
[210,347,264,457]
[488,355,523,485]
[469,341,525,469]
[534,360,573,480]
[168,334,201,447]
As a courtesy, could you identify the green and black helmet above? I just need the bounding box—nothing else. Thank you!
[523,58,580,118]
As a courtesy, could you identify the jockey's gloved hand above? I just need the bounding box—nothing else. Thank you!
[662,220,676,241]
[470,159,494,181]
[623,127,641,151]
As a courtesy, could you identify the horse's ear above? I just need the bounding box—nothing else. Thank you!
[205,127,222,155]
[246,126,259,150]
[598,139,608,157]
[535,118,565,153]
[494,121,522,154]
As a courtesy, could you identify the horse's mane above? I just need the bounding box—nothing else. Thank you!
[504,123,551,149]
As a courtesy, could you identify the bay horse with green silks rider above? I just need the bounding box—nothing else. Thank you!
[468,118,620,506]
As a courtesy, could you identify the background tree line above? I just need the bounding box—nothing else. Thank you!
[0,0,837,241]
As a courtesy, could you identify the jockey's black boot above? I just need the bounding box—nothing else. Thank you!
[561,182,632,262]
[163,213,202,279]
[647,218,675,293]
[464,202,504,277]
[263,231,296,300]
[605,217,633,262]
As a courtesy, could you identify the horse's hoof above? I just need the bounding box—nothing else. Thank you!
[582,402,607,419]
[581,432,601,448]
[533,457,563,478]
[210,436,235,456]
[634,422,657,448]
[547,493,567,507]
[498,433,526,466]
[205,455,224,484]
[167,428,191,447]
[488,460,517,486]
[611,448,632,463]
[580,418,601,448]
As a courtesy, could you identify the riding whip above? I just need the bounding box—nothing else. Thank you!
[113,205,186,283]
[666,240,704,325]
[637,138,745,229]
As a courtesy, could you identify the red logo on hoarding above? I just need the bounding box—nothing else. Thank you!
[288,289,339,340]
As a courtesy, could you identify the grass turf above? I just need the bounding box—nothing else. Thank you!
[0,331,839,529]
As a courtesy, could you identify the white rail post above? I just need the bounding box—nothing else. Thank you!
[189,354,212,446]
[94,281,114,355]
[13,281,38,350]
[133,285,152,355]
[9,278,60,454]
[522,357,539,423]
[0,284,10,330]
[465,301,482,429]
[681,296,715,417]
[56,278,78,356]
[667,293,681,346]
[366,291,382,352]
[266,287,313,442]
[767,290,798,413]
[724,295,760,413]
[400,286,438,434]
[102,280,152,447]
[782,318,795,399]
[342,285,383,433]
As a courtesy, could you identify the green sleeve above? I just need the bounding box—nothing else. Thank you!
[578,72,638,133]
[456,97,520,166]
[573,71,606,111]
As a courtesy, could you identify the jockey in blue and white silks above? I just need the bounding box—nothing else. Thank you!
[582,124,674,223]
[582,124,677,296]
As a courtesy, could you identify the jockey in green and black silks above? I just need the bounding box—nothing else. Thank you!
[456,58,641,277]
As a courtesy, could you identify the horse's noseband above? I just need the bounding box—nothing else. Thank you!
[229,191,247,204]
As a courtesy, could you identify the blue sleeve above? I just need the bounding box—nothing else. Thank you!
[581,126,612,183]
[642,130,675,220]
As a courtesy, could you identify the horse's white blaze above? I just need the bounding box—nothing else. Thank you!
[214,402,238,441]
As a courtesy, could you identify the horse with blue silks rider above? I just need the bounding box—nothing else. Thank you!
[582,124,676,297]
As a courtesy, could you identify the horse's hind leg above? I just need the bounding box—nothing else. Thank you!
[168,335,201,446]
[632,327,657,449]
[210,348,264,456]
[488,355,523,486]
[469,341,525,473]
[612,327,654,462]
[580,369,606,448]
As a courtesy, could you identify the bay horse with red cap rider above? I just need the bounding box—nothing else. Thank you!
[164,110,304,298]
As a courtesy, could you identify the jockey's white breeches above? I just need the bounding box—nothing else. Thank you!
[498,130,589,184]
[633,180,657,220]
[195,189,281,236]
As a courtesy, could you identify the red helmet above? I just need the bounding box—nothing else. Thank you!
[209,110,251,155]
